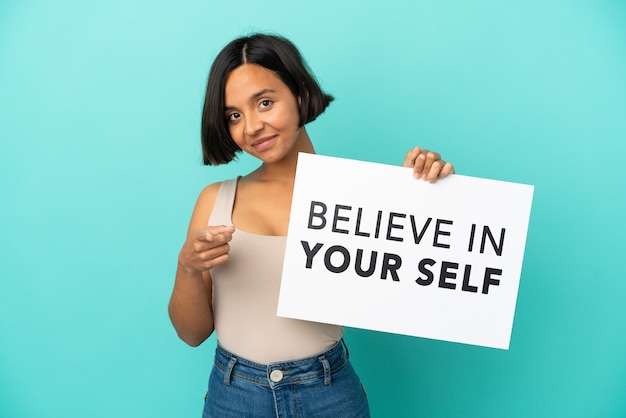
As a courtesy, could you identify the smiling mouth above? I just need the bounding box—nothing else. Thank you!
[252,135,277,151]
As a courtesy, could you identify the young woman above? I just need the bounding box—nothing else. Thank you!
[169,33,454,418]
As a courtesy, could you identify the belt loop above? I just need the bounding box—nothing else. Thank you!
[320,355,331,385]
[341,338,350,359]
[224,356,237,386]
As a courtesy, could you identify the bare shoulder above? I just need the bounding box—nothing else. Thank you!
[187,181,224,232]
[197,182,222,204]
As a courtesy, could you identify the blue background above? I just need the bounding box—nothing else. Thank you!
[1,1,625,417]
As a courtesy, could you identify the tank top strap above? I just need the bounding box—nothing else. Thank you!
[208,177,238,226]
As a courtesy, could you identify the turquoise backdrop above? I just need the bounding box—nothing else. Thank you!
[1,1,625,417]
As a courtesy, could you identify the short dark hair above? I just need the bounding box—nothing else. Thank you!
[200,33,334,165]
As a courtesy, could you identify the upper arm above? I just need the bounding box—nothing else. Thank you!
[187,182,222,233]
[187,182,223,302]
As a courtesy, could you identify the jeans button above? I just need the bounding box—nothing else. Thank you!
[270,370,284,382]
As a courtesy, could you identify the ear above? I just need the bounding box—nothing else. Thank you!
[299,86,310,107]
[298,86,311,126]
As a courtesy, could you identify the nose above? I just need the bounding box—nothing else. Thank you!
[244,112,263,136]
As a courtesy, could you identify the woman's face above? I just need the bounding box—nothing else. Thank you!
[224,63,303,164]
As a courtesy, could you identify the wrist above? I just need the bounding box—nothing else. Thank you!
[177,258,204,278]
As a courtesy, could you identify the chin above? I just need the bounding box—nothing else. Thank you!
[256,150,288,164]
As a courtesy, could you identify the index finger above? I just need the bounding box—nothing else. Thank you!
[208,225,236,235]
[191,228,215,243]
[420,150,441,179]
[412,149,433,178]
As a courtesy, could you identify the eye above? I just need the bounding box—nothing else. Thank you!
[259,99,273,109]
[227,112,240,123]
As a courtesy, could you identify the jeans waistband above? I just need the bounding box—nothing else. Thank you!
[214,340,348,388]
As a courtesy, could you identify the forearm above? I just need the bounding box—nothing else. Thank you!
[168,263,215,347]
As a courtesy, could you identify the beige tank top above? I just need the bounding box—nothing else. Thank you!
[208,178,343,364]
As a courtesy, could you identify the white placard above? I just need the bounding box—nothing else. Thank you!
[277,153,534,349]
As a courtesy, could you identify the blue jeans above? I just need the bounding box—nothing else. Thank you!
[202,340,370,418]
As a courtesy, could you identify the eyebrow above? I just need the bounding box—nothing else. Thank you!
[224,89,277,112]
